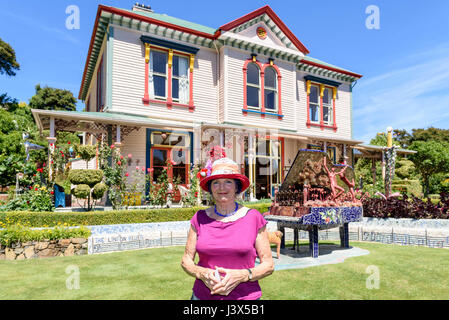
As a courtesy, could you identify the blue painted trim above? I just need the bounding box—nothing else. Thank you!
[300,148,325,153]
[304,75,341,87]
[140,35,199,54]
[242,108,284,118]
[327,146,336,163]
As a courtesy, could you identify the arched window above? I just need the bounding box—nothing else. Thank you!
[246,63,260,108]
[264,67,277,111]
[243,58,283,119]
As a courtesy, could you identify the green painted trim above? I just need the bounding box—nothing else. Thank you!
[106,26,114,112]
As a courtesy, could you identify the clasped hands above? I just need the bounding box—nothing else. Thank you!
[201,266,248,296]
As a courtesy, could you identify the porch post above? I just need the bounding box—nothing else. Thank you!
[248,131,256,201]
[371,158,376,186]
[381,150,386,181]
[114,125,122,152]
[46,117,57,182]
[193,125,202,206]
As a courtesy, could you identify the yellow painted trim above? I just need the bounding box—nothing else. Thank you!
[168,49,173,68]
[333,87,337,100]
[319,84,325,97]
[145,43,150,64]
[306,80,311,95]
[189,54,194,72]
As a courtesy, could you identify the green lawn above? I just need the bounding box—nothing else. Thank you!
[1,241,448,300]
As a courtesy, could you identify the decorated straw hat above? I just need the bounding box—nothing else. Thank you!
[199,157,250,193]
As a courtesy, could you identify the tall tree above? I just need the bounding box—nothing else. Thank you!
[410,127,449,144]
[29,84,77,111]
[409,140,449,196]
[0,37,20,77]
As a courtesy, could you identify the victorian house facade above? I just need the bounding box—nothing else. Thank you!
[33,4,368,201]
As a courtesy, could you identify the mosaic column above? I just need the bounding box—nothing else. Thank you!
[309,225,319,258]
[339,223,349,248]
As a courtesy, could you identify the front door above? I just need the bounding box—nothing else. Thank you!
[150,147,189,202]
[244,137,282,200]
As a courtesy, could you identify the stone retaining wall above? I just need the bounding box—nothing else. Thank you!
[0,238,88,260]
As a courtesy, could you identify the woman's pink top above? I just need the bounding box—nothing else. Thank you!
[190,208,268,300]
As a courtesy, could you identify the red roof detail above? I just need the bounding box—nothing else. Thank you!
[218,5,310,55]
[300,59,363,79]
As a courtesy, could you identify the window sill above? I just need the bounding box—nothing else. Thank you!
[242,108,283,118]
[306,121,337,132]
[143,98,195,111]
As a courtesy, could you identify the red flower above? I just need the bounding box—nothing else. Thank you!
[117,161,122,166]
[147,168,154,173]
[110,144,115,149]
[127,153,132,158]
[35,188,38,191]
[50,191,54,195]
[120,155,124,160]
[125,172,129,177]
[68,141,71,144]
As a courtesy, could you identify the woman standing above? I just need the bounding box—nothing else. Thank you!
[181,157,274,300]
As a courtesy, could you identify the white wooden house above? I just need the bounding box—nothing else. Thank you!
[32,4,375,201]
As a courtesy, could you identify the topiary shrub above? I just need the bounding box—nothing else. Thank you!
[68,169,106,211]
[68,169,103,188]
[75,144,97,169]
[92,182,107,200]
[72,184,91,199]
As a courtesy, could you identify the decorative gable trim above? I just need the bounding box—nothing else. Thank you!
[218,5,309,55]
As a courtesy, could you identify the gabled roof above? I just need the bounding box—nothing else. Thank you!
[79,5,361,101]
[218,5,309,55]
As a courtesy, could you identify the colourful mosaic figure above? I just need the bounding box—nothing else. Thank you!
[322,156,346,201]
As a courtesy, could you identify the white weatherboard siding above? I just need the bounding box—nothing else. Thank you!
[225,47,296,131]
[296,71,352,140]
[110,26,218,124]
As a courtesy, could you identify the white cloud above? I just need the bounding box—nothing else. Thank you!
[0,10,80,45]
[353,43,449,143]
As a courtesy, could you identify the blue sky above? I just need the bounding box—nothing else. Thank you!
[1,0,448,143]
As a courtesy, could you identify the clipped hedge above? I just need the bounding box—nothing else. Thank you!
[0,203,271,228]
[0,225,91,246]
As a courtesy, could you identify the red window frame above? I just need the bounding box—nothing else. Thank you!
[142,45,195,112]
[306,81,337,132]
[242,58,283,120]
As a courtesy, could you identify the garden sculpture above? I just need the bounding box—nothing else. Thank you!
[266,149,363,258]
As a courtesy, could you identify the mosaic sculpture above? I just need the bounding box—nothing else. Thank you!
[265,149,363,258]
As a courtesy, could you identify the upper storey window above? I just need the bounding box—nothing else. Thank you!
[246,63,260,108]
[243,57,283,119]
[150,50,168,99]
[305,75,340,131]
[264,67,278,112]
[141,35,199,112]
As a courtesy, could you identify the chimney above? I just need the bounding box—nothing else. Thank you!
[132,2,154,13]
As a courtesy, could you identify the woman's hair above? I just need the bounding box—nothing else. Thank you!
[208,179,242,194]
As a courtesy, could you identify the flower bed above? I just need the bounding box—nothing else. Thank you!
[362,193,449,219]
